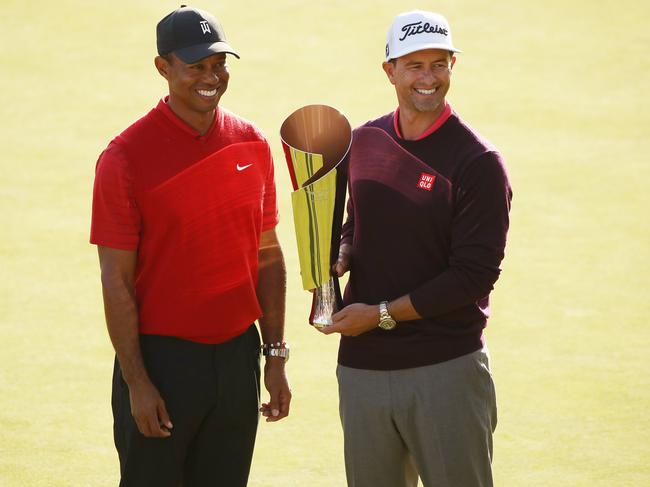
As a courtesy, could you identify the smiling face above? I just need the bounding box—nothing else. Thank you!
[383,48,455,118]
[155,52,229,129]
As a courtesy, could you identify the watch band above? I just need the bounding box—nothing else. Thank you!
[262,342,290,362]
[378,301,397,330]
[379,301,390,321]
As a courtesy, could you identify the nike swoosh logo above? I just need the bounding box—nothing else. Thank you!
[236,163,253,171]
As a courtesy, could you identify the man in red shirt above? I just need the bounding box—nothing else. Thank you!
[90,6,290,486]
[322,10,512,487]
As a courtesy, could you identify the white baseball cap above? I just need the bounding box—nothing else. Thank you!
[385,10,461,61]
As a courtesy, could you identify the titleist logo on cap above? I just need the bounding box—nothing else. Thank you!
[385,11,460,61]
[399,21,448,41]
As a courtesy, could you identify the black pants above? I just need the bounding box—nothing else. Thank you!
[112,325,261,487]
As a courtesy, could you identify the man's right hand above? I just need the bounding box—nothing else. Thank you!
[333,243,352,277]
[128,379,173,438]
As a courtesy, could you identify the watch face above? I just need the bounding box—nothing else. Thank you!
[379,318,396,330]
[269,348,290,362]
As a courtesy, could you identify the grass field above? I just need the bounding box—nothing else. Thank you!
[1,0,649,485]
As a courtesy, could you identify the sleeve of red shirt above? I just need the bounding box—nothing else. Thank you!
[89,143,141,251]
[261,141,279,231]
[409,151,512,318]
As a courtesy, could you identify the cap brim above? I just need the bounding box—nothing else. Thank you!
[387,43,461,61]
[174,41,240,63]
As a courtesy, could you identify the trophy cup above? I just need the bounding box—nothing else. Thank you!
[280,105,352,327]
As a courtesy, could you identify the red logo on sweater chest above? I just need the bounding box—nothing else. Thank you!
[418,173,436,191]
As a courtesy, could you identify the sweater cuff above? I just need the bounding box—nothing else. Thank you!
[408,289,433,318]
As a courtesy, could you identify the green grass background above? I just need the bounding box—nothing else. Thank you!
[1,0,649,485]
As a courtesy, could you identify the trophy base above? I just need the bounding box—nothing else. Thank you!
[308,277,339,328]
[311,319,332,329]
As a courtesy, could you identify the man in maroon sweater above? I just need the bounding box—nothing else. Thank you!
[321,10,512,487]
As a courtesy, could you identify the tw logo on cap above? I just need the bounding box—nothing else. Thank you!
[200,20,211,34]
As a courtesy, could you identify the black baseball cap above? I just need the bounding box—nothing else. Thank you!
[156,5,240,63]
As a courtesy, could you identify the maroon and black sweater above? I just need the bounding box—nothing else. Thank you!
[338,106,512,370]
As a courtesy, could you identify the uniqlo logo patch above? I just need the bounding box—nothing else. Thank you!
[418,173,436,191]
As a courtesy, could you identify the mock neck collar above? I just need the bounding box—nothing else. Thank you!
[393,102,452,141]
[156,96,219,139]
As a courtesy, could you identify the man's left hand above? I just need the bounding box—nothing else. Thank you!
[318,303,379,336]
[260,359,291,422]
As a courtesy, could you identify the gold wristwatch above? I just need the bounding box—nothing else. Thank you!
[378,301,397,330]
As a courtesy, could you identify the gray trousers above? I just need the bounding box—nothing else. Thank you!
[337,349,497,487]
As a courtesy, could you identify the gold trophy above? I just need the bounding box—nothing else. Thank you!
[280,105,352,327]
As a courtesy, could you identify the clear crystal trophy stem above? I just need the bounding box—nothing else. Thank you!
[311,277,338,328]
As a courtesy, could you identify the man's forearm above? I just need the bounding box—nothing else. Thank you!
[256,244,287,343]
[386,294,421,322]
[101,276,149,387]
[256,232,291,421]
